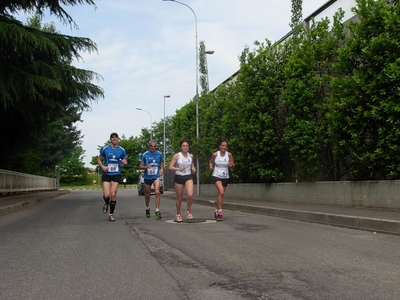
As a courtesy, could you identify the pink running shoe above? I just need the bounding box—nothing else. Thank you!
[174,214,183,223]
[186,209,193,219]
[218,211,223,219]
[214,211,219,219]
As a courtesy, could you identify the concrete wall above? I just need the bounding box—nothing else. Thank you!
[0,169,57,194]
[199,180,400,209]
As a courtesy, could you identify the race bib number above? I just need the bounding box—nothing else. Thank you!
[148,166,158,175]
[219,167,228,178]
[108,163,119,172]
[183,164,191,174]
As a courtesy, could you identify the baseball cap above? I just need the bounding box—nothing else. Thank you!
[110,132,119,138]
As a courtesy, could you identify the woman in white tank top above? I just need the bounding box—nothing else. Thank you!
[209,140,235,219]
[168,139,196,222]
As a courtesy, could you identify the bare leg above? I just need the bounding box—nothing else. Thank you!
[144,183,151,207]
[102,181,111,201]
[110,181,119,201]
[174,182,184,214]
[184,179,194,210]
[215,181,226,210]
[153,180,161,209]
[109,181,119,214]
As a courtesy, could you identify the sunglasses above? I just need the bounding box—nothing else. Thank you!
[150,145,157,148]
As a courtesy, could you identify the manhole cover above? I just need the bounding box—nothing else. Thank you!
[166,219,217,224]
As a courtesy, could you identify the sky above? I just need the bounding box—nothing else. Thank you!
[18,0,357,167]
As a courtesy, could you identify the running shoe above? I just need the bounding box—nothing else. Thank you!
[186,209,193,219]
[109,214,115,222]
[103,204,109,214]
[174,214,183,223]
[214,211,219,219]
[145,209,150,218]
[218,211,223,219]
[154,210,162,219]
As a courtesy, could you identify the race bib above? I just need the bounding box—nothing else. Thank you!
[108,163,119,172]
[218,167,228,178]
[148,166,158,175]
[183,164,191,174]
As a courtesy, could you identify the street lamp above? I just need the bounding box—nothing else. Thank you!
[163,0,200,195]
[205,50,214,92]
[136,107,153,140]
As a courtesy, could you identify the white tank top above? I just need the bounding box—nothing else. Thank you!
[175,152,192,176]
[212,151,230,179]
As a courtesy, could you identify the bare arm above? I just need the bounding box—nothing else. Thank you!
[168,153,179,171]
[168,153,186,172]
[209,152,217,170]
[97,155,108,173]
[139,161,148,170]
[190,154,196,173]
[228,153,235,168]
[159,161,164,176]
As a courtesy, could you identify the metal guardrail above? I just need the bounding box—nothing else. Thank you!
[0,169,57,194]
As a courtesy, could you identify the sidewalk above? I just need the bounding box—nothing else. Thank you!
[162,191,400,235]
[1,189,400,235]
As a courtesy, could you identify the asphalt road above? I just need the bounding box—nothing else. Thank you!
[1,189,400,300]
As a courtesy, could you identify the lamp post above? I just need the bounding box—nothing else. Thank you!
[163,0,200,195]
[136,107,152,140]
[205,50,214,92]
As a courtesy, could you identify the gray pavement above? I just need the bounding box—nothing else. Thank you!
[1,188,400,235]
[0,190,71,217]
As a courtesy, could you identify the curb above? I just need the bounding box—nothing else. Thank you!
[220,202,400,235]
[163,195,400,235]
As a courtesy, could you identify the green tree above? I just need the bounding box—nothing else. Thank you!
[193,39,290,183]
[282,11,345,181]
[171,101,196,152]
[0,0,104,172]
[197,84,238,182]
[199,40,208,95]
[148,116,174,165]
[230,41,288,182]
[118,135,144,182]
[58,145,87,185]
[330,0,400,179]
[59,146,87,177]
[290,0,303,31]
[39,106,84,173]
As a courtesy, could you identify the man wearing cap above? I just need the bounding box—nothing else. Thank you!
[97,132,128,221]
